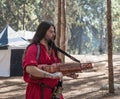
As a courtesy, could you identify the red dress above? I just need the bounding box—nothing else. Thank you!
[22,44,64,99]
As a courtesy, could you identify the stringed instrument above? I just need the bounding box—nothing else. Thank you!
[38,62,93,75]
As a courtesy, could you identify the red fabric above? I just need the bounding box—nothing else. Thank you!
[22,44,64,99]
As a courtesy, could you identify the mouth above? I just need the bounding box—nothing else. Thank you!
[51,36,55,41]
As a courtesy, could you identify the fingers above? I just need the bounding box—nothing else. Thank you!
[66,73,79,79]
[73,74,79,79]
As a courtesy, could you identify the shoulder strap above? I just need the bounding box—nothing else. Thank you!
[57,47,80,63]
[36,44,40,63]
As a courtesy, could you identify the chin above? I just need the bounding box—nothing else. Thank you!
[50,38,55,42]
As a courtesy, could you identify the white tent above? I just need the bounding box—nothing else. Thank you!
[0,49,11,77]
[17,30,35,41]
[0,25,29,77]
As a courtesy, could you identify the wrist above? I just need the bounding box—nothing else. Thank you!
[43,72,54,79]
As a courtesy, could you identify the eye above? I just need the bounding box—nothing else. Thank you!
[50,30,54,33]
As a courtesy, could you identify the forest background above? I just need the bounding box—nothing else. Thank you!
[0,0,120,55]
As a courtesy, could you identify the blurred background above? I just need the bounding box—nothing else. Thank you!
[0,0,119,55]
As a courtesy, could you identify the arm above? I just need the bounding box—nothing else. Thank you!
[26,66,63,79]
[37,62,92,79]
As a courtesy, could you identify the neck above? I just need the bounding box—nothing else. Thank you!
[40,39,51,51]
[40,39,48,47]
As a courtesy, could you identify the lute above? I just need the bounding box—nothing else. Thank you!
[38,62,93,74]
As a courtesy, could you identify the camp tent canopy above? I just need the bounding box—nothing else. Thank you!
[0,25,29,77]
[17,30,35,42]
[0,25,29,49]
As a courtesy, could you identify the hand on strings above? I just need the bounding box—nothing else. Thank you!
[66,73,79,79]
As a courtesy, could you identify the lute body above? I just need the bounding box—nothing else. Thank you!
[38,62,93,74]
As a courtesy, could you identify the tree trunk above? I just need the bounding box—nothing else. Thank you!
[54,0,66,62]
[54,0,58,44]
[23,2,26,30]
[55,0,61,48]
[107,0,114,93]
[60,0,66,62]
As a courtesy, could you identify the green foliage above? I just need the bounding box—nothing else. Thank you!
[0,0,54,31]
[0,0,120,54]
[112,0,120,53]
[66,0,107,54]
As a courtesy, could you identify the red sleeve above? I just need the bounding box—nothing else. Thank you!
[22,44,38,70]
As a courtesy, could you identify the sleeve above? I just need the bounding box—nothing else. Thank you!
[22,44,38,70]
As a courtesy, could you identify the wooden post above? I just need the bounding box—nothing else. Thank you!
[54,0,66,62]
[54,0,61,47]
[60,0,66,62]
[107,0,114,93]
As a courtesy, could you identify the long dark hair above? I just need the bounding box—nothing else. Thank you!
[32,21,56,44]
[24,21,59,58]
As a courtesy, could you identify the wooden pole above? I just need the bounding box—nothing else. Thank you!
[54,0,61,47]
[107,0,114,93]
[58,0,61,48]
[60,0,66,62]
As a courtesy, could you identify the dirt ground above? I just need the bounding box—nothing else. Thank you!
[0,55,120,99]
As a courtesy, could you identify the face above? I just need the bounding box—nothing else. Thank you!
[45,26,56,42]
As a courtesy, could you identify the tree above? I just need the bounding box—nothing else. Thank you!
[54,0,66,62]
[60,0,66,62]
[107,0,114,93]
